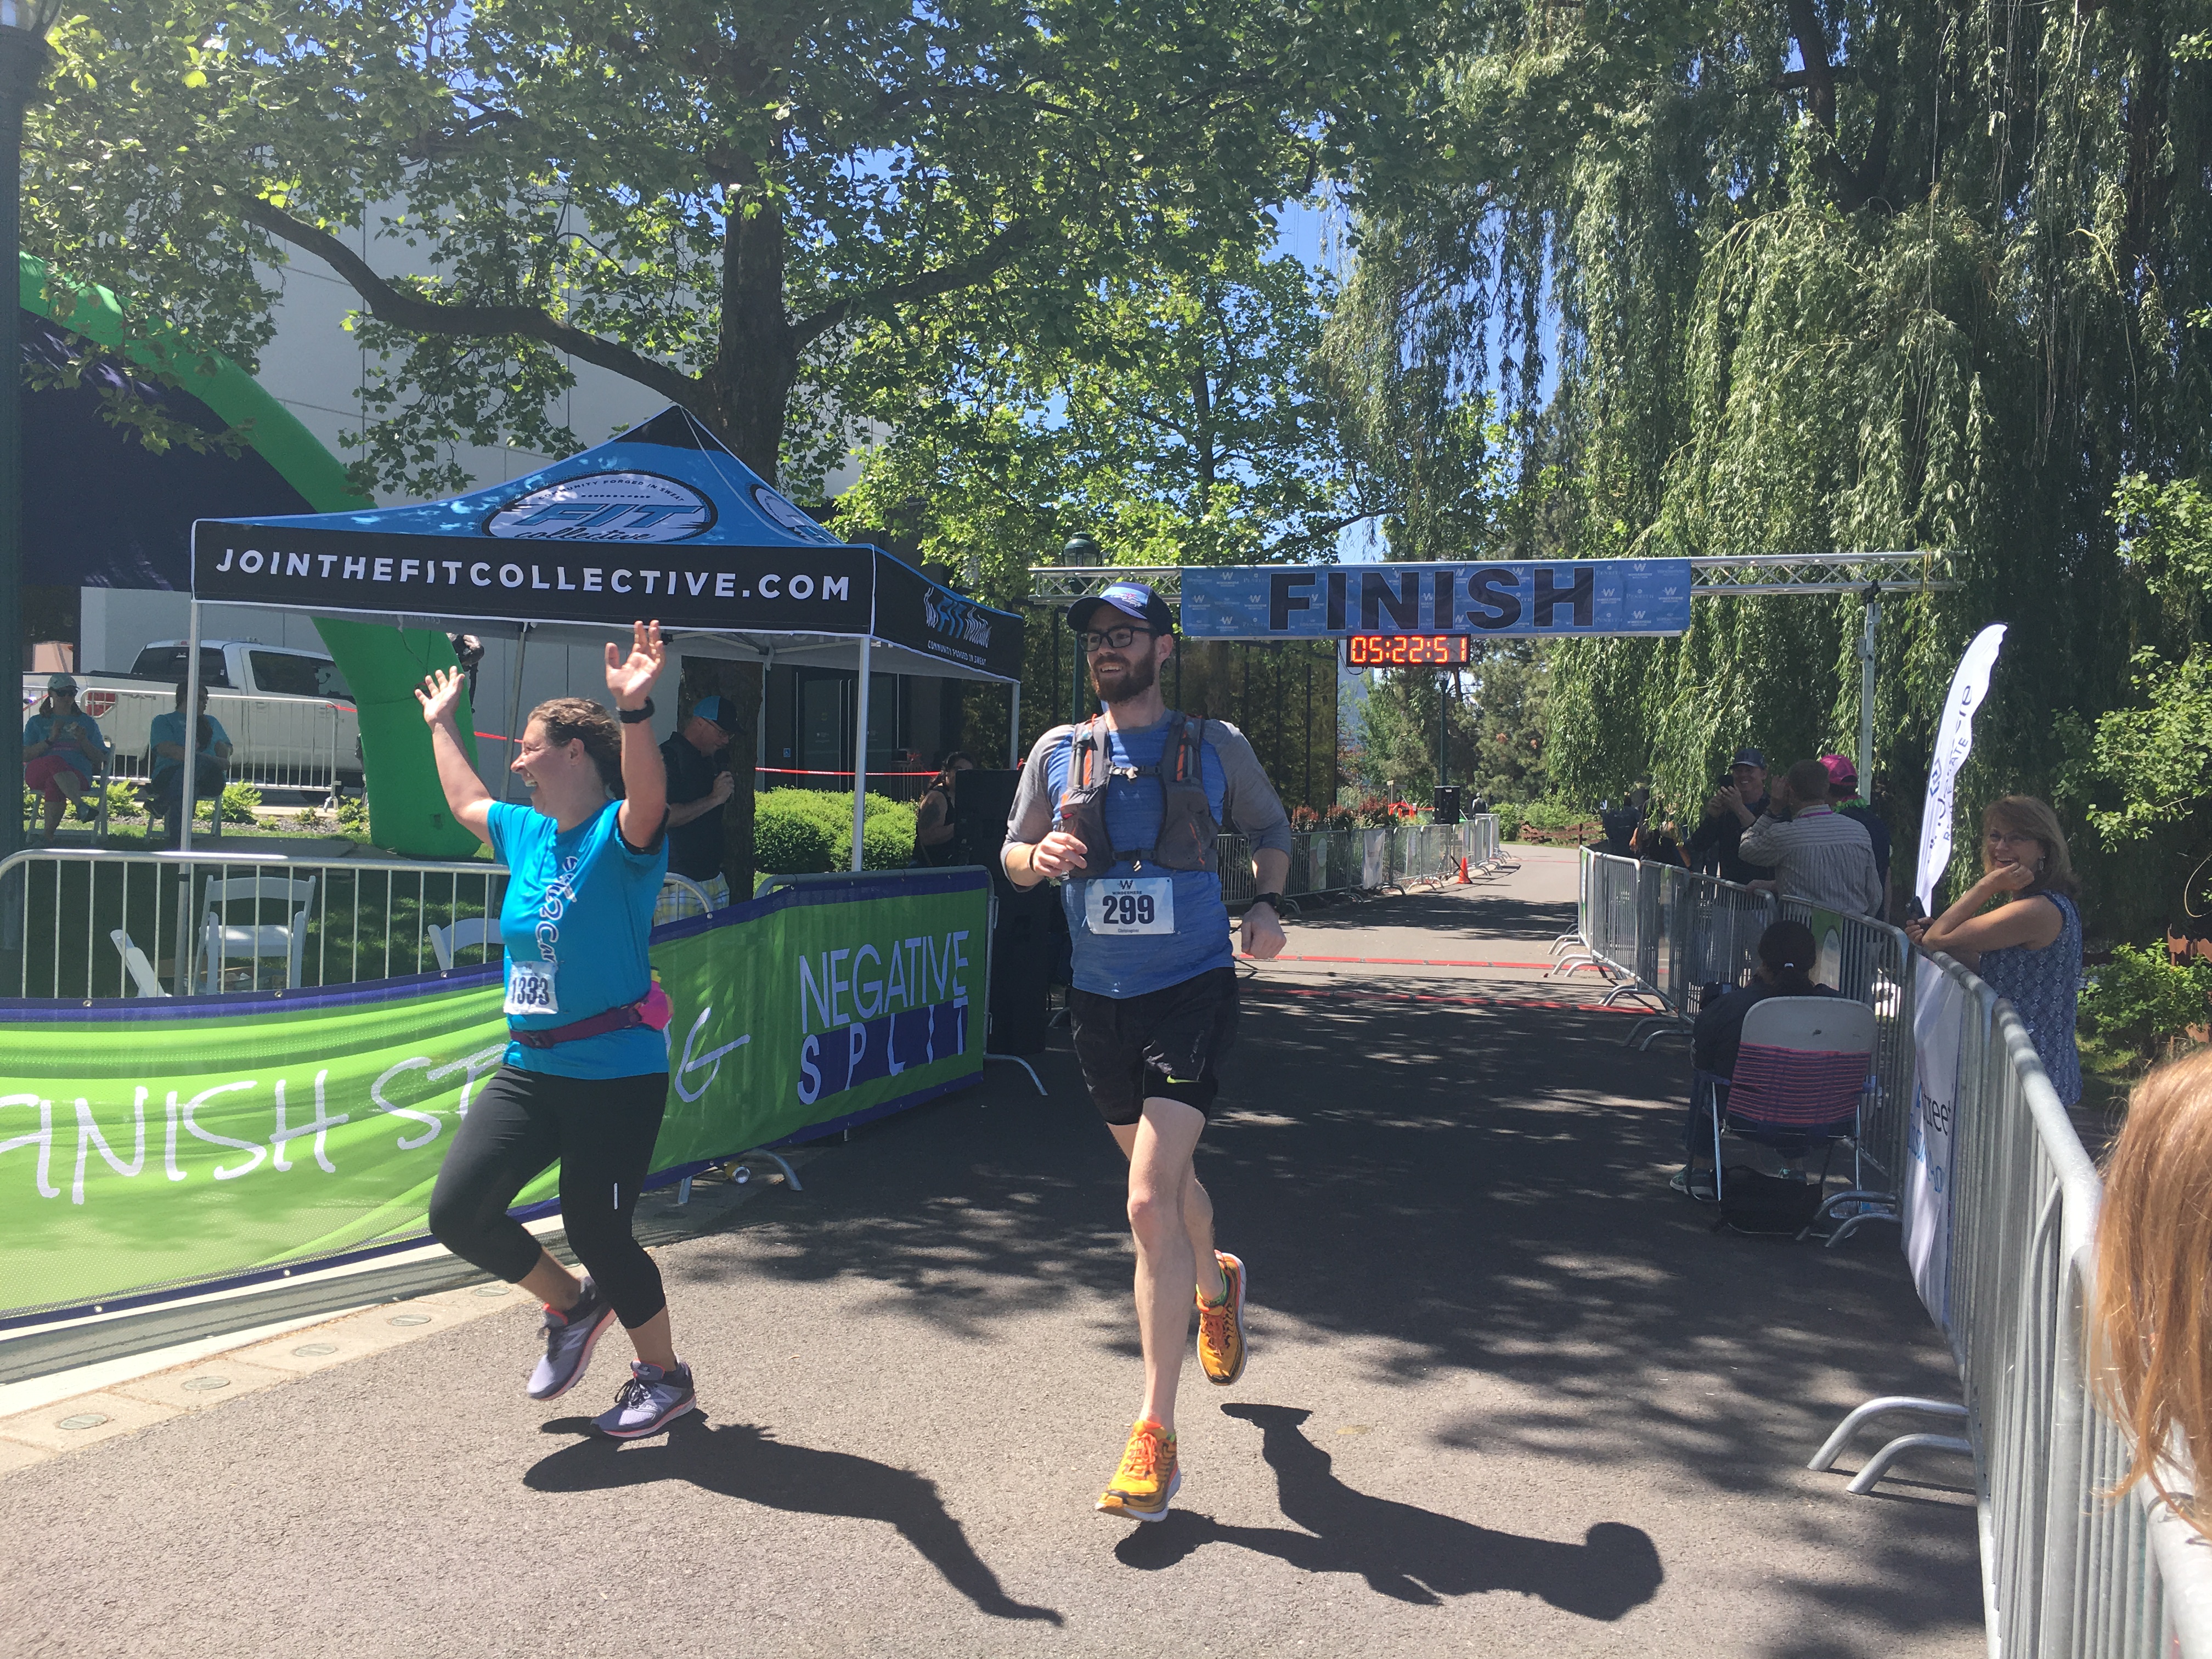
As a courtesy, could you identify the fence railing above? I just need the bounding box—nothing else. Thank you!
[0,847,713,1000]
[1214,817,1502,909]
[1595,845,2212,1655]
[90,685,351,798]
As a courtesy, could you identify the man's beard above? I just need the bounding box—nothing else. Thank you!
[1091,649,1158,707]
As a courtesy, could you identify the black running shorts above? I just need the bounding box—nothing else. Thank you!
[1069,966,1241,1125]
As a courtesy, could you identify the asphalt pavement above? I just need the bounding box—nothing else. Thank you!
[0,848,1981,1658]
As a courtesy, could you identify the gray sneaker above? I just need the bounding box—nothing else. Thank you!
[527,1279,615,1401]
[594,1360,697,1438]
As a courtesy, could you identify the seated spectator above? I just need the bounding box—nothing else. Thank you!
[2091,1047,2212,1537]
[22,673,105,845]
[1736,759,1884,917]
[1686,747,1775,884]
[1673,919,1838,1197]
[149,680,233,847]
[1822,754,1892,912]
[1906,794,2082,1105]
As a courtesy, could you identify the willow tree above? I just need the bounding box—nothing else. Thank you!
[1327,5,2210,921]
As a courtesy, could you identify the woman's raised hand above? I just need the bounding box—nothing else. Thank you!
[605,620,665,709]
[415,666,467,728]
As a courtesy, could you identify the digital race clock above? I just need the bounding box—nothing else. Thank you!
[1344,633,1474,668]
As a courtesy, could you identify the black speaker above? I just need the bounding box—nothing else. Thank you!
[1432,785,1462,825]
[949,769,1019,880]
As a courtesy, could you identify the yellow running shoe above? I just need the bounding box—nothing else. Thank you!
[1096,1418,1180,1521]
[1197,1250,1248,1386]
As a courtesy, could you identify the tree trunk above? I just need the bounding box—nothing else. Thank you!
[708,171,800,482]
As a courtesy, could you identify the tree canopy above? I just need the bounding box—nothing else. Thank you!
[31,0,1390,492]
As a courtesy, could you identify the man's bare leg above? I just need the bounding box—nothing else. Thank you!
[1112,1098,1208,1434]
[1111,1114,1228,1309]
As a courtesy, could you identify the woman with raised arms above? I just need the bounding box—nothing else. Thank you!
[415,620,697,1438]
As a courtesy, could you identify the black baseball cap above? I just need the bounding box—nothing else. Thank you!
[1730,747,1767,770]
[692,695,742,735]
[1067,580,1175,637]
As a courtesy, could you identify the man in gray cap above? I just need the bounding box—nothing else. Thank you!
[1687,745,1775,885]
[1002,579,1293,1523]
[656,693,741,918]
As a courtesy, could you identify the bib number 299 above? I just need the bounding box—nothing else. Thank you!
[1087,877,1173,936]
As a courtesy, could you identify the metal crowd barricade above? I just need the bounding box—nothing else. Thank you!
[0,847,724,999]
[97,689,348,801]
[1809,956,2212,1656]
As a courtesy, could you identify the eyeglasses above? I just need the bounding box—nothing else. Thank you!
[1985,830,2041,849]
[1079,625,1155,653]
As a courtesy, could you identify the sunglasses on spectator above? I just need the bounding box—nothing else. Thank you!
[1080,625,1156,653]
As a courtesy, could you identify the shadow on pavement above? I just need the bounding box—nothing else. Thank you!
[1115,1403,1663,1618]
[524,1415,1063,1625]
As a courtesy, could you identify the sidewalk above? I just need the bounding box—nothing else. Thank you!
[0,848,1981,1657]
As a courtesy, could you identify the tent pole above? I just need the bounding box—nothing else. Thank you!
[850,636,870,871]
[1008,681,1020,768]
[173,597,204,991]
[758,645,772,795]
[501,623,532,801]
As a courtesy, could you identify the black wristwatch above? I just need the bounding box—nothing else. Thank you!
[616,699,655,724]
[1250,891,1285,913]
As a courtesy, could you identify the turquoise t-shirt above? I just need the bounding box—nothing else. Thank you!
[487,799,669,1080]
[24,710,103,764]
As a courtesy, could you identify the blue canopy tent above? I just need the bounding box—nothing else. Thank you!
[189,406,1025,867]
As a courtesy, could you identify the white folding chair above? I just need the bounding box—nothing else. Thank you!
[109,929,170,998]
[196,873,317,991]
[428,915,501,970]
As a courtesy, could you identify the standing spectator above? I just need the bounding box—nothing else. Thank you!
[657,694,740,917]
[149,680,231,847]
[22,673,105,844]
[1736,759,1884,917]
[1906,795,2083,1105]
[912,751,978,866]
[1686,747,1775,884]
[1822,754,1891,911]
[1630,814,1685,867]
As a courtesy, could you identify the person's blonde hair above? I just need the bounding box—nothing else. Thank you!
[2093,1048,2212,1532]
[529,697,624,797]
[1982,795,2079,899]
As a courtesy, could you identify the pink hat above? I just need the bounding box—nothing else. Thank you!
[1820,753,1859,788]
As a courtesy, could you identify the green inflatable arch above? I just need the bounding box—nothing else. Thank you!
[21,254,480,858]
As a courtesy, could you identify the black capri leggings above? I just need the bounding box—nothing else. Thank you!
[428,1066,670,1329]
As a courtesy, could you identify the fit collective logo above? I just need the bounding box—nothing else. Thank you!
[484,472,715,542]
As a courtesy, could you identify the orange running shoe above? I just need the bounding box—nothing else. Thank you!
[1197,1250,1248,1386]
[1096,1418,1180,1521]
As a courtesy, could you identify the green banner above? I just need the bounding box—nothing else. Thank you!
[0,870,989,1320]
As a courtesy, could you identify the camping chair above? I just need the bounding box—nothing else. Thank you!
[428,916,501,971]
[194,872,317,991]
[1695,996,1877,1227]
[109,930,170,998]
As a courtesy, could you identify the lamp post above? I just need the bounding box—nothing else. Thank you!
[1060,534,1098,727]
[0,1,55,867]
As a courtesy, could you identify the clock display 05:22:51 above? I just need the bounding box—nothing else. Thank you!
[1344,634,1475,667]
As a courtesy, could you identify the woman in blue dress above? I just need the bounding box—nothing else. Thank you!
[415,620,695,1438]
[1906,795,2083,1105]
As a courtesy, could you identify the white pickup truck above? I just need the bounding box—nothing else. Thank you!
[22,639,364,794]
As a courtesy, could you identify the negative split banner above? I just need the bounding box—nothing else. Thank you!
[0,869,988,1322]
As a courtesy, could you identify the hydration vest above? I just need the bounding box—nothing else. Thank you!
[1055,714,1220,876]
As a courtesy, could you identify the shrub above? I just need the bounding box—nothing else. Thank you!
[220,782,262,823]
[2079,944,2212,1063]
[1518,798,1594,830]
[336,793,369,832]
[754,791,839,873]
[1353,795,1395,828]
[101,781,143,822]
[1321,803,1357,832]
[1291,804,1321,831]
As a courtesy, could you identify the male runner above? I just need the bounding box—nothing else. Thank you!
[1002,580,1293,1521]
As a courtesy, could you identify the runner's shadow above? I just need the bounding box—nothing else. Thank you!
[526,1417,1061,1624]
[1115,1404,1662,1618]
